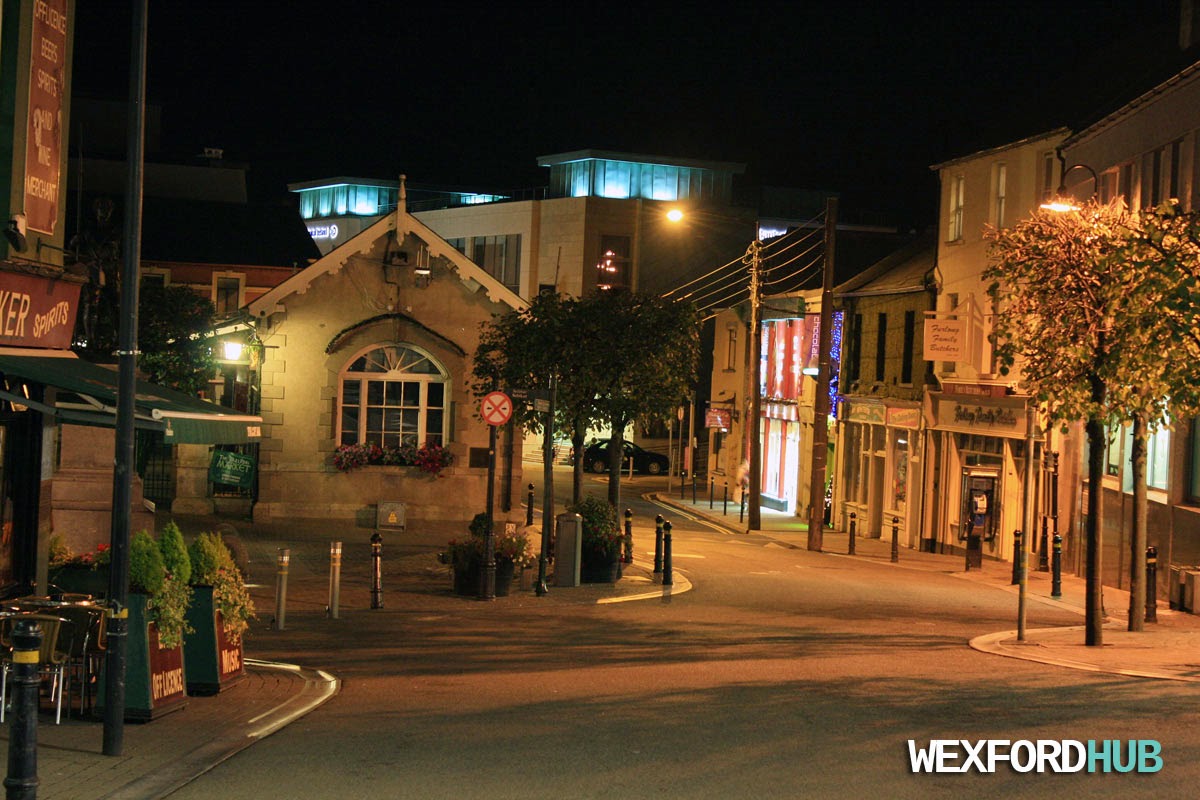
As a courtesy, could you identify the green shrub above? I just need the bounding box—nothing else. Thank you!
[567,495,622,560]
[158,521,192,585]
[189,532,255,644]
[188,532,226,585]
[130,530,165,596]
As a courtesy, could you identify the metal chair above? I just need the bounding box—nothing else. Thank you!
[0,613,73,724]
[56,604,106,716]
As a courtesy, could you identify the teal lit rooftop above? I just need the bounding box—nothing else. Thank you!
[537,150,745,204]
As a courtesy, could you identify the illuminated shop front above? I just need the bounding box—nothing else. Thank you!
[923,385,1039,563]
[840,400,922,544]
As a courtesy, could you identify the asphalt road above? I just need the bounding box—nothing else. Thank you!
[169,471,1200,799]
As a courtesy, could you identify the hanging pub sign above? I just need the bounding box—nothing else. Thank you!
[208,449,256,488]
[705,408,731,431]
[0,270,81,349]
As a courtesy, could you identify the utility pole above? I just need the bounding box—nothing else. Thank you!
[746,239,763,531]
[807,197,838,552]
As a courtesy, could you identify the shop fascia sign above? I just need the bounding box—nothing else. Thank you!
[0,271,81,349]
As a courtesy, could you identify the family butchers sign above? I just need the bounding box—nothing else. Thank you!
[0,272,81,349]
[923,318,966,362]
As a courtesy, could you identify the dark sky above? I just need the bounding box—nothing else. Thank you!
[71,1,1185,228]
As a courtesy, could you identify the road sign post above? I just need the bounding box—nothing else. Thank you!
[479,392,513,601]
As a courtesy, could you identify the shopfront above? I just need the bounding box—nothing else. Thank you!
[925,386,1037,563]
[840,399,922,545]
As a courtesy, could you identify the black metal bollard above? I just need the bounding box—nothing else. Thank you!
[623,509,633,564]
[709,477,714,509]
[680,470,686,500]
[526,483,535,527]
[891,516,899,563]
[1146,545,1158,623]
[1051,533,1062,598]
[691,471,697,504]
[722,483,728,515]
[849,512,857,556]
[1011,530,1023,586]
[370,533,384,609]
[662,521,673,586]
[739,490,746,523]
[1038,518,1049,572]
[653,515,664,574]
[4,619,40,800]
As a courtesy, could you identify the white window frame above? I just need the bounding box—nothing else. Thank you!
[336,344,449,449]
[948,174,965,241]
[992,163,1007,228]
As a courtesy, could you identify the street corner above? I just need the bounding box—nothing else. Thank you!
[597,559,692,604]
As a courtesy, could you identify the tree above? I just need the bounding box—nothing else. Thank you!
[986,201,1137,647]
[580,290,700,508]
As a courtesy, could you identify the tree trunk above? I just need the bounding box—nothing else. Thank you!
[1084,411,1106,647]
[1128,413,1147,632]
[571,418,586,505]
[607,423,626,510]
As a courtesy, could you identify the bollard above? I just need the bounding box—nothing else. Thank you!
[4,619,40,800]
[1146,546,1158,623]
[662,521,674,586]
[1011,531,1023,586]
[680,470,686,500]
[1051,533,1062,598]
[328,541,342,619]
[691,471,697,504]
[1038,518,1049,572]
[709,477,714,509]
[849,512,857,556]
[623,509,633,564]
[739,491,746,523]
[274,548,290,630]
[653,514,664,574]
[370,532,384,609]
[526,483,535,527]
[891,516,899,563]
[722,483,728,515]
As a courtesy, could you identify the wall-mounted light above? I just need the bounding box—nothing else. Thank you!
[223,341,244,361]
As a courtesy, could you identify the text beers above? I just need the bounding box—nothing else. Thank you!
[908,739,1163,774]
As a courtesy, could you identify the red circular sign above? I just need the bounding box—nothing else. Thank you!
[481,391,513,426]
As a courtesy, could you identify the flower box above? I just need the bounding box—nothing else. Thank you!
[183,585,246,695]
[97,593,188,721]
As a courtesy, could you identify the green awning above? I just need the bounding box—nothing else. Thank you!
[0,349,262,444]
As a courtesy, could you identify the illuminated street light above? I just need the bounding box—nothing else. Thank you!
[1040,155,1098,212]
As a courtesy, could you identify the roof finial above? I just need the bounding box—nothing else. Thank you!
[398,174,407,216]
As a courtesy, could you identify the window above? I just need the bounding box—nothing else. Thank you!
[1189,420,1200,502]
[471,234,521,293]
[597,235,631,290]
[214,276,242,315]
[848,312,862,383]
[992,163,1007,228]
[948,175,965,241]
[874,313,887,382]
[1040,151,1056,203]
[141,273,165,288]
[1109,419,1171,492]
[338,345,448,448]
[901,310,915,384]
[725,325,738,371]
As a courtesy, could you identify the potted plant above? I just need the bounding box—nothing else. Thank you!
[99,528,191,720]
[569,496,624,583]
[185,531,254,695]
[47,537,111,597]
[444,513,529,596]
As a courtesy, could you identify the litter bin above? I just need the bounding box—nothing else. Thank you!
[554,512,582,587]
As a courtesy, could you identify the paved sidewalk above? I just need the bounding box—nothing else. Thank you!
[654,491,1200,683]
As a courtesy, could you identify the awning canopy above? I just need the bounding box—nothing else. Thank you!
[0,349,262,444]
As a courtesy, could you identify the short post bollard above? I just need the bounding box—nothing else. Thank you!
[680,470,686,500]
[709,477,714,509]
[1051,533,1062,598]
[662,521,673,586]
[739,491,746,523]
[722,483,728,515]
[1146,545,1158,623]
[370,532,384,609]
[1011,531,1023,586]
[1038,518,1049,572]
[691,471,697,503]
[653,515,664,574]
[526,483,535,527]
[4,619,41,800]
[274,548,290,630]
[890,516,899,563]
[623,509,633,564]
[849,512,857,556]
[328,541,342,619]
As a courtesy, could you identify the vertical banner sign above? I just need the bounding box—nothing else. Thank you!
[25,0,69,235]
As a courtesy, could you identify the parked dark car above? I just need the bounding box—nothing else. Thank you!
[580,441,669,475]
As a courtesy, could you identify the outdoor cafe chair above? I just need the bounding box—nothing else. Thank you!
[0,612,74,724]
[54,603,106,716]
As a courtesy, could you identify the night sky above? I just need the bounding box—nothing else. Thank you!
[71,1,1184,228]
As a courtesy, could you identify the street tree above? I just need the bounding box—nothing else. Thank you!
[985,201,1141,646]
[579,290,700,508]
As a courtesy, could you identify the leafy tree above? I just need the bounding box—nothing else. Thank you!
[985,200,1200,643]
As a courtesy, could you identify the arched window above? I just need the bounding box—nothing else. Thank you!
[338,345,448,448]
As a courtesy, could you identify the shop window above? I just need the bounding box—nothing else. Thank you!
[890,432,909,512]
[337,344,448,448]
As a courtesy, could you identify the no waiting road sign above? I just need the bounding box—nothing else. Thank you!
[481,391,513,426]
